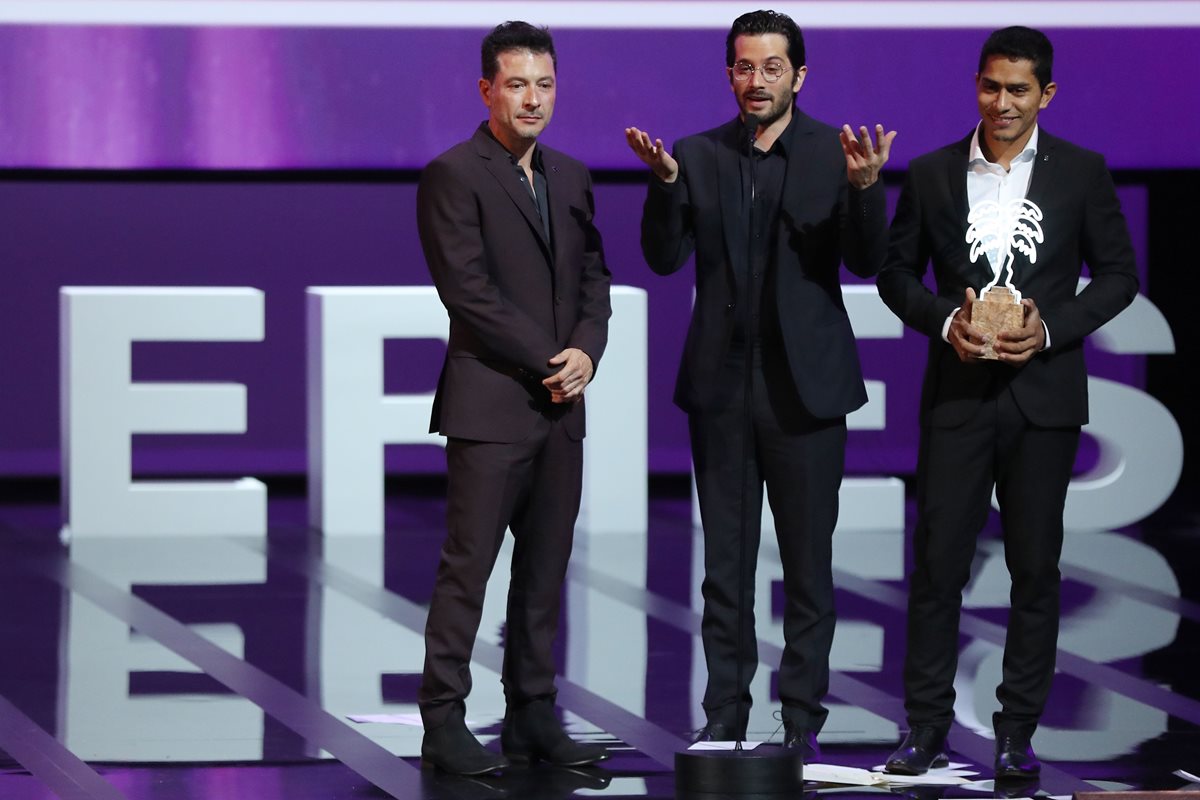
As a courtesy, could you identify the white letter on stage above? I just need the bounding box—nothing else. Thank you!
[60,287,266,538]
[308,286,648,538]
[579,287,648,534]
[306,287,447,536]
[983,282,1182,530]
[1066,282,1181,530]
[690,285,906,564]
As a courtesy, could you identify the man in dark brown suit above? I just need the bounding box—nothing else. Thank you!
[415,21,612,776]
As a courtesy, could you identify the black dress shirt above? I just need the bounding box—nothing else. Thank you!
[731,112,794,347]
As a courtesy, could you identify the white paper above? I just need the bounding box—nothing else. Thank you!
[804,764,880,785]
[346,713,425,726]
[871,761,975,773]
[686,740,765,751]
[805,762,974,787]
[346,713,480,727]
[882,772,973,786]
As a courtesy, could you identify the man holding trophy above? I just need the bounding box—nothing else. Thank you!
[876,26,1139,780]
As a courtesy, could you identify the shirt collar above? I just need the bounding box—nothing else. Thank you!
[760,110,798,157]
[479,121,545,172]
[968,122,1039,168]
[511,144,545,174]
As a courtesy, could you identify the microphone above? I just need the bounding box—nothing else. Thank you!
[742,114,760,148]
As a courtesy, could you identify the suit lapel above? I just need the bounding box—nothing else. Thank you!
[948,131,972,240]
[716,120,747,276]
[945,131,987,286]
[544,149,572,277]
[1024,129,1057,214]
[473,129,552,261]
[779,110,815,225]
[1009,131,1057,286]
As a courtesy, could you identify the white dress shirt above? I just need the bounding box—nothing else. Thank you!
[942,123,1050,348]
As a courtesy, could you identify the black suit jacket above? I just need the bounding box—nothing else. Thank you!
[877,129,1139,429]
[641,111,888,418]
[418,124,612,443]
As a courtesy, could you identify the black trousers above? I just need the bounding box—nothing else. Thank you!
[418,416,582,728]
[690,342,846,734]
[905,385,1079,738]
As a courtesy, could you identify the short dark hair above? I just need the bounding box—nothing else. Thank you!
[725,10,805,69]
[978,26,1053,89]
[481,21,557,82]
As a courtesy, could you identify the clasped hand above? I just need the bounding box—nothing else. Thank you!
[542,348,593,403]
[949,288,1045,364]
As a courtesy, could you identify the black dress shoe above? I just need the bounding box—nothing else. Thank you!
[421,715,510,776]
[501,699,609,766]
[994,734,1040,779]
[993,775,1041,797]
[883,727,950,775]
[782,723,820,762]
[506,764,613,799]
[691,722,744,743]
[420,769,509,799]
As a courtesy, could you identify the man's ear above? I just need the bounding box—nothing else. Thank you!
[792,65,808,96]
[1038,81,1058,109]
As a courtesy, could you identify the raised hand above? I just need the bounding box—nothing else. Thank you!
[840,123,896,189]
[625,126,679,183]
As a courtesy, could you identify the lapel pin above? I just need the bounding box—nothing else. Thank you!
[1042,155,1049,162]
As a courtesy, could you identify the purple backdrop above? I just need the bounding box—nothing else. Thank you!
[0,20,1171,478]
[0,178,1147,478]
[0,26,1197,169]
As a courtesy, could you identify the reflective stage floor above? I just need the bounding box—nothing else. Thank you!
[2,479,1199,799]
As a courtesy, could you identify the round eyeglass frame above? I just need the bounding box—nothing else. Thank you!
[729,62,792,83]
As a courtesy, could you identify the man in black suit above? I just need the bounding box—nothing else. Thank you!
[877,26,1138,779]
[416,21,612,776]
[625,9,894,757]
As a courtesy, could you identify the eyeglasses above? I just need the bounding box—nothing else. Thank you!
[730,61,791,83]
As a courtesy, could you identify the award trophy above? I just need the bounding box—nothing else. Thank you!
[964,198,1044,360]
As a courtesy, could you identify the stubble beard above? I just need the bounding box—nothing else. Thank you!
[742,91,792,130]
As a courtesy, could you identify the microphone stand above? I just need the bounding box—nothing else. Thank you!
[732,112,758,754]
[675,112,803,798]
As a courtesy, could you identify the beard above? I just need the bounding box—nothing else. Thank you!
[740,90,792,130]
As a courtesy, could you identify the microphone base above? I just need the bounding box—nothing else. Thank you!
[675,745,803,798]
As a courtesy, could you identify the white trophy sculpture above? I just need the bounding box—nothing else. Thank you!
[964,198,1044,359]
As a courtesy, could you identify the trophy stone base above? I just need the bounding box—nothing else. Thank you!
[972,286,1025,360]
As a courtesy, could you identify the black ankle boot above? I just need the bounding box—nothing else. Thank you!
[501,699,609,766]
[421,709,510,776]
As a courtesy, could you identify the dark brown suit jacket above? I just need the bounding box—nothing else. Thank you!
[418,124,612,443]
